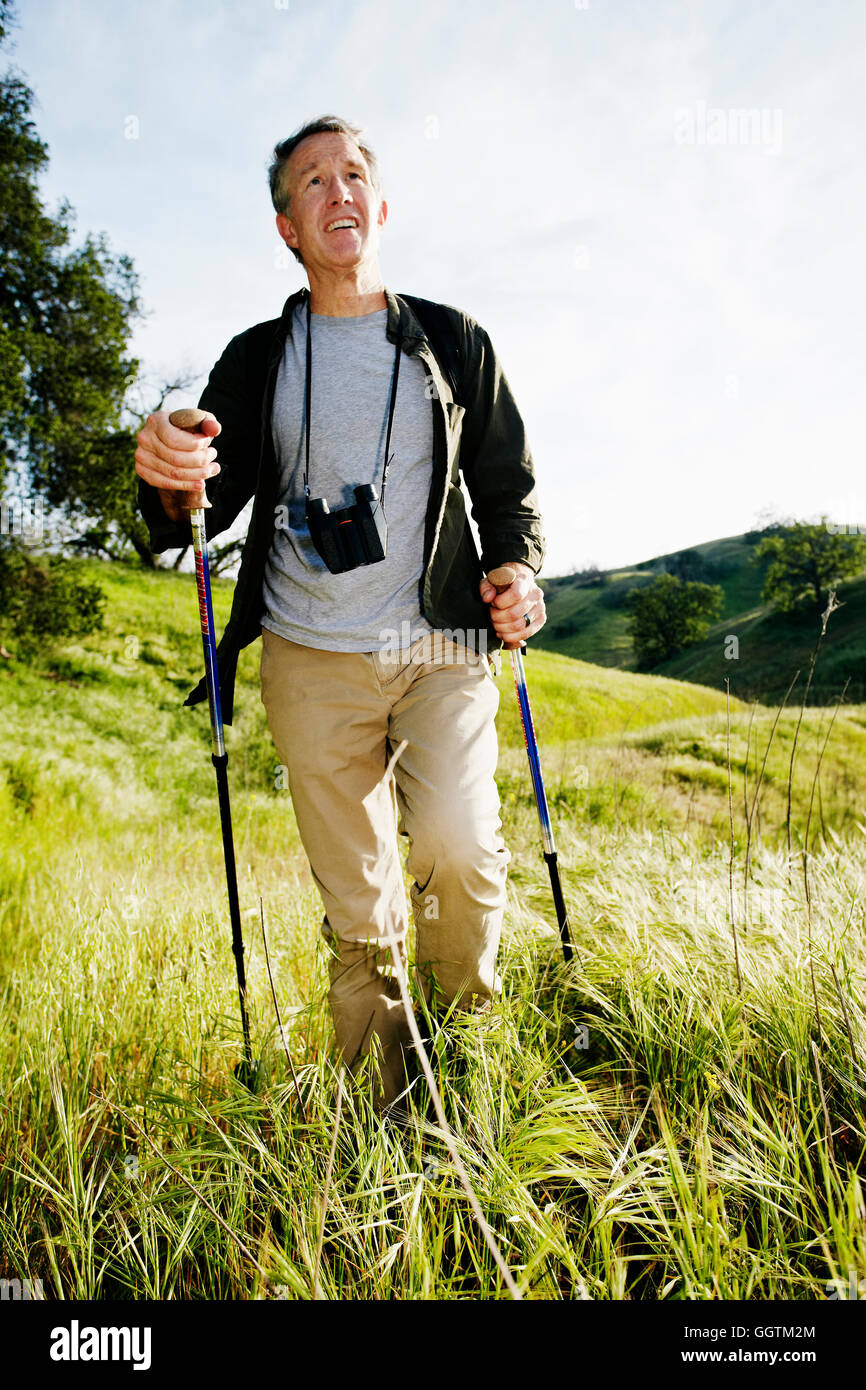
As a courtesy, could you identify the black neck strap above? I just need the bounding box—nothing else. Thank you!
[303,296,402,505]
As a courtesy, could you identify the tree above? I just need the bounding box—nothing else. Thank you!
[665,548,706,583]
[755,518,866,626]
[1,18,145,557]
[625,573,723,668]
[0,537,104,645]
[0,1,14,51]
[0,3,162,645]
[567,562,606,588]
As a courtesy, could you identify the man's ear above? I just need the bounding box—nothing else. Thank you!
[378,198,388,229]
[276,212,298,250]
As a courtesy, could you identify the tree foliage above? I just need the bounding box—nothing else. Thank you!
[625,573,723,668]
[0,23,158,571]
[0,1,14,54]
[0,538,104,644]
[0,73,139,483]
[755,519,866,625]
[664,548,708,583]
[0,7,156,642]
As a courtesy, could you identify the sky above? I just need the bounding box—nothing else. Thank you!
[7,0,866,576]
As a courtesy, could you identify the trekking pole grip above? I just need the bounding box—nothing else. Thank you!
[487,565,516,595]
[168,407,212,510]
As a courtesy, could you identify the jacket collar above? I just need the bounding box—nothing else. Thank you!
[275,286,426,352]
[385,288,426,349]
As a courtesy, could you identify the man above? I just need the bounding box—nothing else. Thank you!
[135,115,547,1112]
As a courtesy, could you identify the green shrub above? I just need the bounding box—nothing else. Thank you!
[0,541,105,643]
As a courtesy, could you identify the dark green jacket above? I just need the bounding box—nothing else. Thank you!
[137,287,545,723]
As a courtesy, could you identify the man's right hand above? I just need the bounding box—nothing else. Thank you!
[134,410,222,522]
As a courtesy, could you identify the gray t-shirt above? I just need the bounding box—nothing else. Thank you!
[261,303,435,651]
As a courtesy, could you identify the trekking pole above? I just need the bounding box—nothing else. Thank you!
[169,407,256,1088]
[488,566,574,963]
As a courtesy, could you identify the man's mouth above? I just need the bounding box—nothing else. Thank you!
[325,218,359,232]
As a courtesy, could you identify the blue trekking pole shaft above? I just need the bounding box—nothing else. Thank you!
[488,567,574,963]
[170,408,253,1078]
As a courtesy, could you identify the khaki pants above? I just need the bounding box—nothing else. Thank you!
[259,626,508,1107]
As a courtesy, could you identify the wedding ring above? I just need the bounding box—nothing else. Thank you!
[524,612,532,628]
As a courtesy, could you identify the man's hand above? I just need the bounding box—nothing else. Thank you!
[479,561,546,650]
[134,410,222,522]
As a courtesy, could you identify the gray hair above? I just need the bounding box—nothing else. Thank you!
[268,116,382,264]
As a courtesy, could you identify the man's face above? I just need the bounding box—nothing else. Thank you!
[276,131,387,274]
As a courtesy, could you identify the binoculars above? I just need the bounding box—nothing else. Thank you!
[306,484,388,574]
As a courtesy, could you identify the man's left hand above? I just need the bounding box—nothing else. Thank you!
[479,561,547,650]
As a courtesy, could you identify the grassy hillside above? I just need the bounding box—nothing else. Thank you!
[538,530,866,705]
[2,557,864,854]
[539,533,770,666]
[1,558,865,1302]
[0,558,744,758]
[656,570,866,704]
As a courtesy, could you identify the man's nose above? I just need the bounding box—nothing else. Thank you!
[327,175,353,202]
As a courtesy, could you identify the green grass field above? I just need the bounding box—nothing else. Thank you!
[1,560,864,1300]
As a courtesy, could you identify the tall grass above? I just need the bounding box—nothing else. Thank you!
[2,745,864,1298]
[0,562,864,1299]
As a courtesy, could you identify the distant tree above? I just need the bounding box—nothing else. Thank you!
[755,518,866,626]
[561,562,606,588]
[626,573,723,668]
[665,548,706,583]
[748,507,792,540]
[575,563,606,588]
[745,524,785,544]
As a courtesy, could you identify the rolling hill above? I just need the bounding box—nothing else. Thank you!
[537,530,866,705]
[2,559,863,854]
